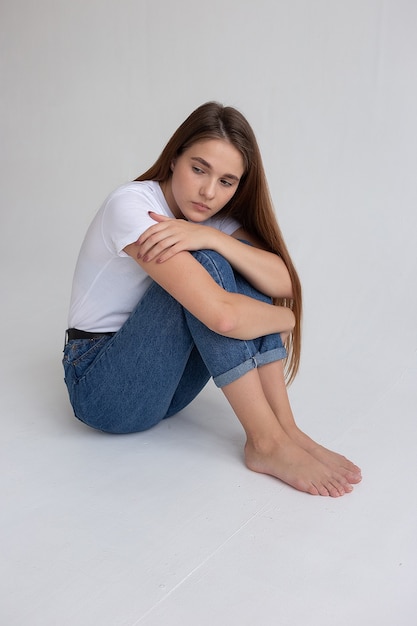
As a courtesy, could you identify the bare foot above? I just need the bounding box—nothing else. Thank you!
[284,427,362,484]
[308,445,361,484]
[244,435,354,497]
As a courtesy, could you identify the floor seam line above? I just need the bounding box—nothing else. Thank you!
[130,502,271,625]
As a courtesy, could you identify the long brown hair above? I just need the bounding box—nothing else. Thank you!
[135,102,302,383]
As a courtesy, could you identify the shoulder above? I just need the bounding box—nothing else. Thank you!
[98,181,169,254]
[102,180,170,219]
[106,180,160,205]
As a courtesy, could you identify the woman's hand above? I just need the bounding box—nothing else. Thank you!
[135,213,293,299]
[135,212,217,263]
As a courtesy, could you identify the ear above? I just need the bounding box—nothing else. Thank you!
[170,159,176,172]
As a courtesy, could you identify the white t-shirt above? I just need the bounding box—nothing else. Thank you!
[68,180,241,332]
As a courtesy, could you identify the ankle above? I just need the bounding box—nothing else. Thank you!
[246,432,285,455]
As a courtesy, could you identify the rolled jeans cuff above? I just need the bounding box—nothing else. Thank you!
[213,346,287,388]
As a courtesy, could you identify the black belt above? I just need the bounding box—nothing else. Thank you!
[66,328,115,341]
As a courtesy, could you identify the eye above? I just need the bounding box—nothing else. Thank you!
[192,166,204,174]
[220,179,233,187]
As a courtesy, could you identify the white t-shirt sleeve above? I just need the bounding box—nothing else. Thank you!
[101,187,157,257]
[101,182,241,259]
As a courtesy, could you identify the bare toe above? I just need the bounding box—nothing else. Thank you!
[245,437,355,497]
[345,469,362,484]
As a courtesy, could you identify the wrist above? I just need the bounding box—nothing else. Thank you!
[208,228,230,255]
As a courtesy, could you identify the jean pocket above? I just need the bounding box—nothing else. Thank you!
[63,337,109,380]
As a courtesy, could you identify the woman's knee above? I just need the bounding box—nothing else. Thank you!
[192,249,235,290]
[192,248,271,304]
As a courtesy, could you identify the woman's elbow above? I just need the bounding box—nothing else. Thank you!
[207,302,239,336]
[272,277,293,300]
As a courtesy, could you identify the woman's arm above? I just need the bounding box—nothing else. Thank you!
[136,213,293,298]
[211,227,292,299]
[124,243,295,340]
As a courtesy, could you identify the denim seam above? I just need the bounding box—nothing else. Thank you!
[254,346,287,367]
[194,250,228,290]
[213,346,287,388]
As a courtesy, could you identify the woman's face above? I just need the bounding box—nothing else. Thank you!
[167,138,245,221]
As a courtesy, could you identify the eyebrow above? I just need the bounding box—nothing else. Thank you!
[191,156,241,182]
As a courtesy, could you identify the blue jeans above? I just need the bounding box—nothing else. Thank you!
[62,249,287,434]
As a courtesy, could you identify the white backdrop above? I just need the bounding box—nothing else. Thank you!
[2,0,415,427]
[1,2,417,624]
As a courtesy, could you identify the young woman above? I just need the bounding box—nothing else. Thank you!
[63,101,361,497]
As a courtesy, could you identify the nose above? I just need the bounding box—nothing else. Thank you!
[200,177,216,200]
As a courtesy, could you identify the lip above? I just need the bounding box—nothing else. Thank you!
[191,201,211,211]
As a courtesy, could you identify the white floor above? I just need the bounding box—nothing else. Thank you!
[2,1,417,623]
[2,291,417,626]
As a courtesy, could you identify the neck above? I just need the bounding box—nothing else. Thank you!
[160,179,181,218]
